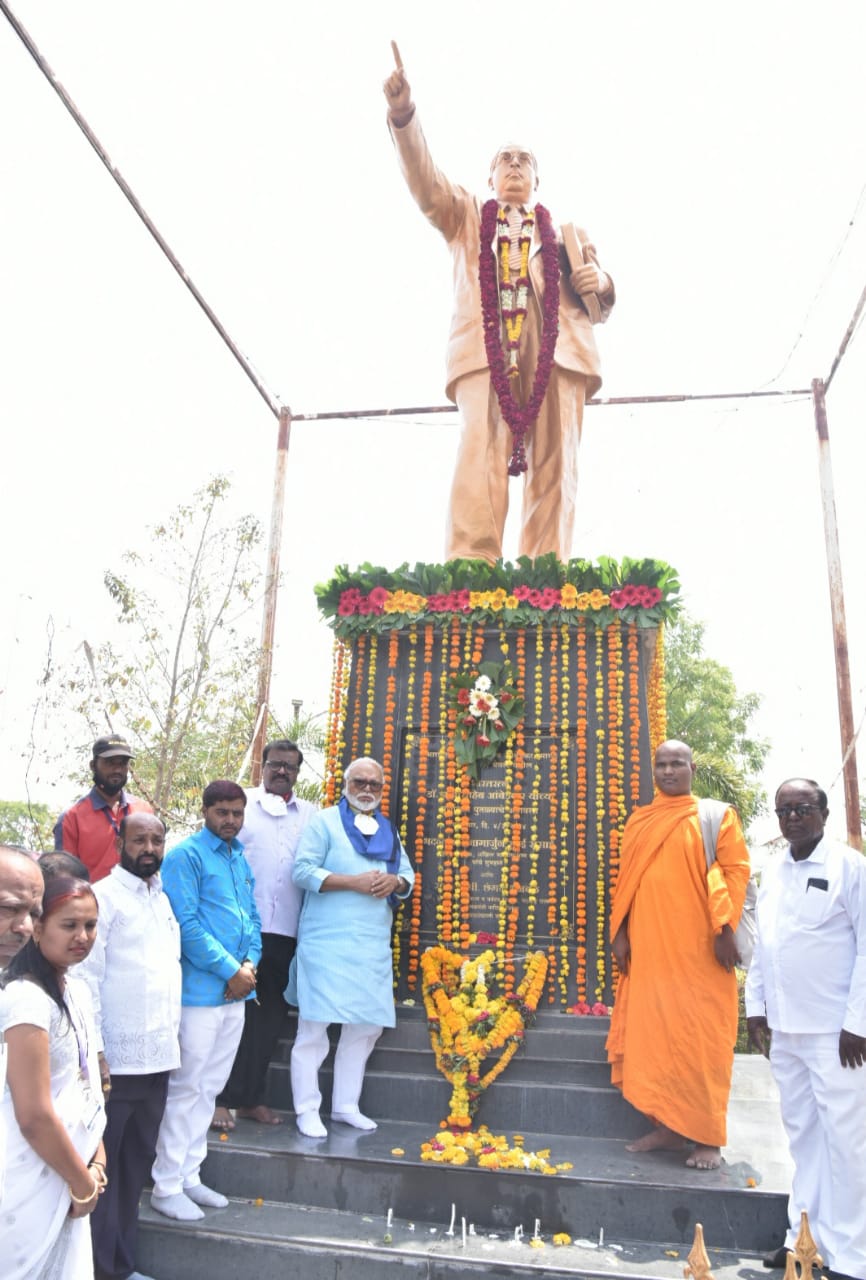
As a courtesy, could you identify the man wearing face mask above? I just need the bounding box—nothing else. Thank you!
[54,736,153,882]
[77,812,180,1280]
[746,779,866,1280]
[286,757,414,1137]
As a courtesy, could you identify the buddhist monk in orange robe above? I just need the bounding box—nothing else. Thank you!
[606,740,751,1169]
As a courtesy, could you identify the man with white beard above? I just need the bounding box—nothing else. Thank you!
[286,758,414,1137]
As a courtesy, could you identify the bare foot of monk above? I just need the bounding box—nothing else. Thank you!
[210,1106,235,1132]
[626,1125,688,1153]
[686,1145,721,1170]
[236,1105,282,1125]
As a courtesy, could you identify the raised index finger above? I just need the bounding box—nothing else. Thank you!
[391,40,404,71]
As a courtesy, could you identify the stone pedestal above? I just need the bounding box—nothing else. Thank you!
[326,618,663,1007]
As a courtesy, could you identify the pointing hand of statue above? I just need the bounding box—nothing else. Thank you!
[384,40,413,125]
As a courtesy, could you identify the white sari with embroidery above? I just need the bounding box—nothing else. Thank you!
[0,976,106,1279]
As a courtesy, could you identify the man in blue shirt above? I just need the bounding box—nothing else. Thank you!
[150,781,261,1222]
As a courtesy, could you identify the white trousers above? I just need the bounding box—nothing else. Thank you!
[770,1029,866,1278]
[290,1018,382,1117]
[151,1002,245,1197]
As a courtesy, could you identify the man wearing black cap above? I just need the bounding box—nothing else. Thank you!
[54,735,154,882]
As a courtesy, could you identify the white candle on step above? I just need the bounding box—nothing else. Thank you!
[447,1203,456,1236]
[462,1217,467,1248]
[534,1219,540,1241]
[386,1207,393,1230]
[599,1227,604,1247]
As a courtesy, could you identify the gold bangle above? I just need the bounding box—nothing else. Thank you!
[69,1177,99,1205]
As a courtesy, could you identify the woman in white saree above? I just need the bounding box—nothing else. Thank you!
[0,875,107,1279]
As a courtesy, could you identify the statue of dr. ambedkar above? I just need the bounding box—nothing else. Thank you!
[384,45,615,565]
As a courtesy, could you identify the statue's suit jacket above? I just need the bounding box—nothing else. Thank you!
[390,111,615,403]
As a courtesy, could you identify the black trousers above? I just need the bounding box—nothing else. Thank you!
[91,1070,170,1280]
[217,932,295,1109]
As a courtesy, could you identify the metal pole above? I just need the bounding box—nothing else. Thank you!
[812,378,861,849]
[0,0,280,420]
[250,406,292,785]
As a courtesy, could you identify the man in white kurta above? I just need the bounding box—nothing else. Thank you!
[77,812,181,1280]
[746,778,866,1280]
[287,758,414,1137]
[215,739,316,1129]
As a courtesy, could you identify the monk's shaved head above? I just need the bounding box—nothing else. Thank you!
[655,739,693,764]
[654,740,695,796]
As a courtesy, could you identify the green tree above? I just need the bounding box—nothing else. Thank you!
[0,799,54,852]
[50,476,268,833]
[664,613,769,826]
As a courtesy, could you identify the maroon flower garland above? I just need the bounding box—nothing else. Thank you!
[479,199,560,476]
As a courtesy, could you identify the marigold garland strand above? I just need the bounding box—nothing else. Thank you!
[594,631,607,1000]
[526,624,544,950]
[575,623,589,1001]
[349,632,366,763]
[436,621,454,943]
[627,623,642,809]
[362,633,378,760]
[648,626,667,759]
[546,624,559,1001]
[505,628,527,987]
[558,624,572,1004]
[324,638,349,806]
[391,628,416,986]
[407,624,434,989]
[381,629,399,814]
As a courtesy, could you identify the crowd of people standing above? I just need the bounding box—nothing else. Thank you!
[0,730,863,1280]
[0,736,412,1280]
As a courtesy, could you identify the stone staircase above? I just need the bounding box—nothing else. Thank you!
[137,1008,788,1279]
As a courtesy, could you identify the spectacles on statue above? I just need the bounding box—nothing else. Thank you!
[774,803,820,819]
[348,777,384,793]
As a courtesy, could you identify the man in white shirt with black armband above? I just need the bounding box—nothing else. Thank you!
[78,812,181,1280]
[213,739,316,1130]
[746,778,866,1280]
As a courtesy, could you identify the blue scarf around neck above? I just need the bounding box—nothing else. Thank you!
[338,796,400,874]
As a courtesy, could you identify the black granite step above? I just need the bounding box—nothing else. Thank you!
[274,1007,612,1059]
[195,1115,786,1254]
[137,1195,775,1280]
[365,1045,613,1086]
[263,1060,645,1138]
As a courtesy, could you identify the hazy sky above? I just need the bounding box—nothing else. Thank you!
[1,0,865,841]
